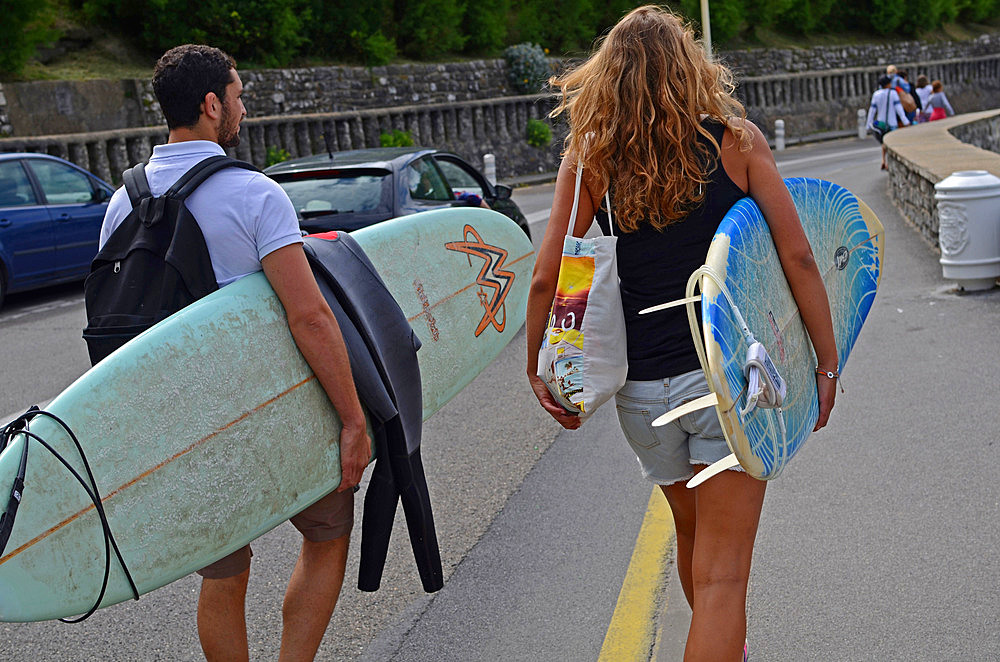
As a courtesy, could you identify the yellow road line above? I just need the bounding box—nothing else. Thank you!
[598,488,676,662]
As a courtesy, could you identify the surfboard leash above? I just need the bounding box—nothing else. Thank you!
[0,407,139,622]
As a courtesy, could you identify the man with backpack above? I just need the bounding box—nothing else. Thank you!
[91,44,371,662]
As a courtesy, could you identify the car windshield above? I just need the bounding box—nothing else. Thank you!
[276,170,389,218]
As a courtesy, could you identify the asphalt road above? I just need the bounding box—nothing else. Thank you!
[2,136,998,661]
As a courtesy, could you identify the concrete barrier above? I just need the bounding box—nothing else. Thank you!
[884,109,1000,249]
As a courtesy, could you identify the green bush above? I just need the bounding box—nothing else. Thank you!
[0,0,57,78]
[265,146,291,166]
[526,118,551,148]
[380,129,415,147]
[350,30,397,67]
[504,42,550,94]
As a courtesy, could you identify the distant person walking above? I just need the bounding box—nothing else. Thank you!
[866,75,910,170]
[915,75,933,121]
[926,80,956,121]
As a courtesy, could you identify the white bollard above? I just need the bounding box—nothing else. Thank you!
[483,153,496,185]
[774,119,785,151]
[857,109,867,139]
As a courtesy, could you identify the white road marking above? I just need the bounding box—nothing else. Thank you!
[775,146,878,169]
[0,297,84,324]
[525,209,550,225]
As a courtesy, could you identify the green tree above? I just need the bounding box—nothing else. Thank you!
[900,0,953,34]
[463,0,510,54]
[0,0,58,77]
[508,0,601,53]
[867,0,907,34]
[957,0,1000,21]
[394,0,468,59]
[83,0,304,67]
[298,0,394,62]
[777,0,837,34]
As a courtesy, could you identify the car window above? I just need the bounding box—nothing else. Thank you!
[0,160,39,207]
[434,158,486,199]
[27,159,96,204]
[406,158,452,202]
[277,171,390,217]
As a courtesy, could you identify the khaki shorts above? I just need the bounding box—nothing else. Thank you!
[197,488,354,579]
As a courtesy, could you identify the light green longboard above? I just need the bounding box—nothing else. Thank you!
[0,207,533,622]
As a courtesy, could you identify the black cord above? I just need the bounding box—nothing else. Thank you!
[0,408,139,622]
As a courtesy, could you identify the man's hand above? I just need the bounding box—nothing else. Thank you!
[337,421,372,492]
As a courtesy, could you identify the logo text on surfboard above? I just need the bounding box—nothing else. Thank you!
[445,224,515,337]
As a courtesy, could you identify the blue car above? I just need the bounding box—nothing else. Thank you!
[0,153,114,308]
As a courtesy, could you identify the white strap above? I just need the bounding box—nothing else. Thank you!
[566,158,584,239]
[568,158,615,239]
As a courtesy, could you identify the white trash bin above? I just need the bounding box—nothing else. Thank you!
[934,170,1000,291]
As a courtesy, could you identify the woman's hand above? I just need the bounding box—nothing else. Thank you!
[528,373,582,430]
[812,373,838,431]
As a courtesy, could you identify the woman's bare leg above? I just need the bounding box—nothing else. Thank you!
[682,468,766,662]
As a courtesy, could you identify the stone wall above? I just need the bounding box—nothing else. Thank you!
[0,59,517,138]
[0,95,564,185]
[718,33,1000,76]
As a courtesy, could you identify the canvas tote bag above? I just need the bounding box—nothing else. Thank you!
[537,160,628,422]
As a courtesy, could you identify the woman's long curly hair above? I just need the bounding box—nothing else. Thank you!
[550,5,751,231]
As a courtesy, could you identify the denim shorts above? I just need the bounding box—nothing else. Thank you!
[614,369,739,485]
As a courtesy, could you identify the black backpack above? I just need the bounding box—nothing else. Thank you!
[83,155,261,366]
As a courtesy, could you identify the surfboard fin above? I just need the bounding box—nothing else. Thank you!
[651,392,718,428]
[687,453,741,488]
[639,295,701,315]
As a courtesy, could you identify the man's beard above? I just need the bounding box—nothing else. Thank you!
[218,102,241,148]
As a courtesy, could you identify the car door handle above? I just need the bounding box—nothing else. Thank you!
[0,218,10,227]
[57,213,73,222]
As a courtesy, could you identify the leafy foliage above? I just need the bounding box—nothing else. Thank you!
[526,118,552,148]
[393,0,468,59]
[265,146,291,166]
[0,0,58,77]
[463,0,510,54]
[42,0,1000,74]
[380,129,415,147]
[82,0,304,67]
[504,42,550,94]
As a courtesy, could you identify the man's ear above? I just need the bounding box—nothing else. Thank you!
[203,91,222,120]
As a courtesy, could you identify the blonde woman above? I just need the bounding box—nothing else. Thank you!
[525,7,839,661]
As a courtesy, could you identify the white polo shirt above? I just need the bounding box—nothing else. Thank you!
[100,141,303,287]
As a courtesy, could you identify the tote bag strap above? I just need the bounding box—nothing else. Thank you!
[567,158,615,239]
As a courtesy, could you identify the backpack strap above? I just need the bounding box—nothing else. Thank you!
[167,155,262,200]
[122,163,152,208]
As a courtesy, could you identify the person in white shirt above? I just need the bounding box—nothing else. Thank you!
[866,75,910,170]
[98,44,370,662]
[914,74,933,122]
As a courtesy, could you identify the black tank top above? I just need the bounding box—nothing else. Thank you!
[595,119,747,381]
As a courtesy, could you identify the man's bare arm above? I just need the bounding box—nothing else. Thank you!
[261,243,371,491]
